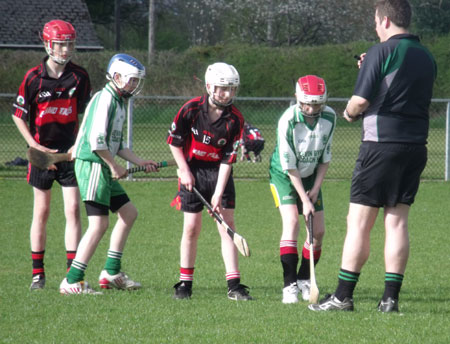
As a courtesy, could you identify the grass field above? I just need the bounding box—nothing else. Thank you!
[1,179,449,343]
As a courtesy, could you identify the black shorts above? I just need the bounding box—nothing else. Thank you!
[84,194,131,216]
[244,140,265,155]
[350,142,427,207]
[27,161,77,190]
[174,164,236,213]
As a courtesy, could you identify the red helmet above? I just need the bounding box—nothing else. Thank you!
[296,75,327,105]
[295,75,327,117]
[42,20,76,65]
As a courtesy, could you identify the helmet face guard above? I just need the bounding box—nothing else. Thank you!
[106,54,146,98]
[296,75,327,117]
[42,20,76,65]
[205,62,240,107]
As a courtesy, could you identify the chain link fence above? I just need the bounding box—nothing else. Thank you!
[1,93,449,180]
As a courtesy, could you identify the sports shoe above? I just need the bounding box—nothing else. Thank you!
[378,297,399,313]
[98,270,141,290]
[227,284,253,301]
[253,155,262,163]
[282,282,299,304]
[297,279,311,301]
[30,274,45,290]
[59,278,102,295]
[173,281,192,299]
[308,293,354,311]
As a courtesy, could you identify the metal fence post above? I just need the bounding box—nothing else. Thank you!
[446,102,450,181]
[126,97,134,180]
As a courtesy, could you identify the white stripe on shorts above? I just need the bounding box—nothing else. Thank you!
[86,162,102,201]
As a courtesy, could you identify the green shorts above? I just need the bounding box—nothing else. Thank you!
[75,159,126,207]
[269,168,324,212]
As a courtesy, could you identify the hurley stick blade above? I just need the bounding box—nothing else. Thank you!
[192,186,251,257]
[232,231,251,257]
[27,147,71,170]
[308,213,319,304]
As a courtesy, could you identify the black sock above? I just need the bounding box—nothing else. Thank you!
[297,256,320,280]
[227,278,240,290]
[31,250,45,277]
[335,269,360,301]
[382,273,403,301]
[66,250,76,271]
[281,253,299,287]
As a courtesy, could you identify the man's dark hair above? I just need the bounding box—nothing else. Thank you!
[375,0,411,29]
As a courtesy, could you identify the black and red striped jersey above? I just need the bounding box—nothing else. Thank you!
[12,56,91,151]
[167,94,244,165]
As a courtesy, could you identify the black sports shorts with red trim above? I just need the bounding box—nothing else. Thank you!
[350,142,427,207]
[173,163,236,213]
[27,161,77,190]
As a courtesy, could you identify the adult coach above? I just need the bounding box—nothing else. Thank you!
[167,62,252,301]
[309,0,436,312]
[11,20,91,290]
[269,75,336,304]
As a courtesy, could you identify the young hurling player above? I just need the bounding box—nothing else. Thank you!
[240,121,265,163]
[60,54,159,294]
[167,62,252,301]
[11,20,91,290]
[269,75,336,304]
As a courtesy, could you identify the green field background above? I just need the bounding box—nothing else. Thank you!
[0,179,449,343]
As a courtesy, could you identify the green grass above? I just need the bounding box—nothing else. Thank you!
[1,179,449,343]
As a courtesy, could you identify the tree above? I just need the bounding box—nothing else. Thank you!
[411,0,450,36]
[221,0,375,46]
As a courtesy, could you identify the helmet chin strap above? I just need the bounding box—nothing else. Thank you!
[210,97,232,108]
[298,102,322,118]
[301,111,320,118]
[51,56,70,65]
[208,87,233,108]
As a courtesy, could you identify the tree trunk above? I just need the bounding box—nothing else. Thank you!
[267,0,275,46]
[148,0,156,64]
[115,0,121,50]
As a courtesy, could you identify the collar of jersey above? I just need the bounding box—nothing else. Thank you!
[202,94,231,118]
[105,83,124,104]
[294,106,318,130]
[41,56,71,79]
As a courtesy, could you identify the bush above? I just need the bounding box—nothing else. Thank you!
[1,35,449,98]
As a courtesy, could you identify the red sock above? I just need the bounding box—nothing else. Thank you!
[66,251,76,272]
[180,267,194,282]
[31,251,45,276]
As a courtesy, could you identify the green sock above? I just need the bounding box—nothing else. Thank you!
[104,250,122,275]
[66,260,87,284]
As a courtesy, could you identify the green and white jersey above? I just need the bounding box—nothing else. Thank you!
[73,83,126,164]
[270,104,336,178]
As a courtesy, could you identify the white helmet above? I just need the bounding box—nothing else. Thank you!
[296,75,327,117]
[205,62,240,107]
[106,54,146,98]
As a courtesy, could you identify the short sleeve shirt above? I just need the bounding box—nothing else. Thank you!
[167,95,244,165]
[12,57,91,151]
[270,105,336,178]
[354,34,437,144]
[73,83,126,165]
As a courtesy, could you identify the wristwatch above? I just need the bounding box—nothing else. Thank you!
[343,109,359,119]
